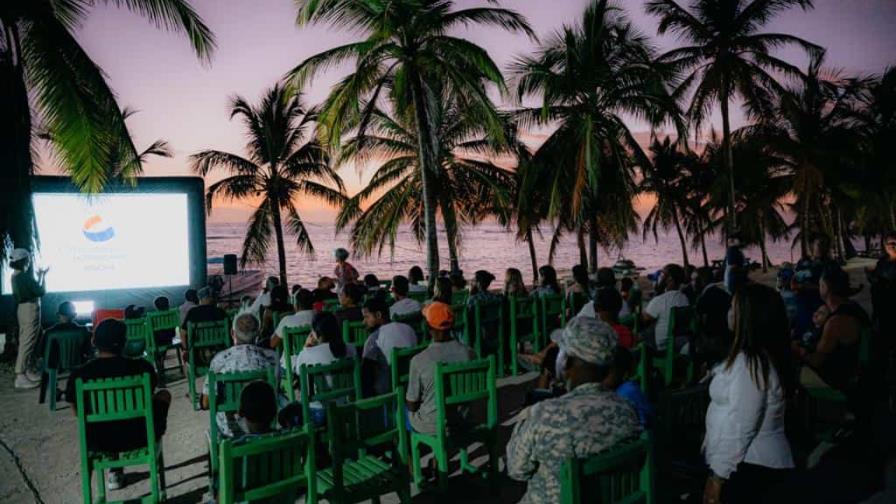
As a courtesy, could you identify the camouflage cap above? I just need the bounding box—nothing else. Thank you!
[557,316,618,366]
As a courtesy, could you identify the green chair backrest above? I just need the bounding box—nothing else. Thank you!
[390,343,428,390]
[326,388,408,464]
[147,308,180,333]
[451,289,470,305]
[342,319,369,347]
[124,317,151,358]
[218,427,317,504]
[559,434,654,504]
[471,299,504,360]
[408,291,429,303]
[44,328,89,372]
[509,295,538,343]
[281,325,313,401]
[299,357,361,428]
[75,374,157,452]
[188,320,231,353]
[450,303,469,342]
[433,356,497,444]
[539,293,565,335]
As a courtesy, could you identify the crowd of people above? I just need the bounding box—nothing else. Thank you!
[7,233,896,502]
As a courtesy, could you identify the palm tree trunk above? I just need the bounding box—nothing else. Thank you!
[408,69,441,288]
[759,218,770,273]
[269,200,288,285]
[442,199,460,274]
[700,233,709,267]
[672,208,690,268]
[800,194,811,257]
[526,228,538,284]
[720,80,736,235]
[577,225,587,267]
[2,25,35,252]
[588,216,598,273]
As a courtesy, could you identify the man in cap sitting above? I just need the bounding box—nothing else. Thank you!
[405,301,475,435]
[200,312,278,438]
[506,317,641,504]
[65,319,172,491]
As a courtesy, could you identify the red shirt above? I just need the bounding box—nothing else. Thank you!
[612,323,635,349]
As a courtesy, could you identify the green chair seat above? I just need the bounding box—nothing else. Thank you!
[316,455,397,490]
[89,444,160,467]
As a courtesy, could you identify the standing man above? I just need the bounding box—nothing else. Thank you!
[10,248,48,389]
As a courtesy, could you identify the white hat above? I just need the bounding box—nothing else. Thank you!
[10,248,30,262]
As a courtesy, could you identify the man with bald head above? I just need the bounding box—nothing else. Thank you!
[201,312,278,438]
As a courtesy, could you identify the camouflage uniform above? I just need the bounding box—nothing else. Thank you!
[202,344,278,438]
[506,317,642,503]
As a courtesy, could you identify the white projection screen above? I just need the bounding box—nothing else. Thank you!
[17,193,191,293]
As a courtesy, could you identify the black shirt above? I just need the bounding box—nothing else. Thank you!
[334,306,363,325]
[65,356,159,452]
[180,304,228,330]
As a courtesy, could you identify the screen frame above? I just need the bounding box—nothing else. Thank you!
[1,176,207,325]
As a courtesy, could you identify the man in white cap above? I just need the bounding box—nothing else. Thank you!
[9,248,49,389]
[506,316,641,503]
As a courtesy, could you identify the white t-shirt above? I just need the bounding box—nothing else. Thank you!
[248,291,271,316]
[644,289,690,350]
[408,283,428,293]
[390,297,423,318]
[274,310,315,339]
[577,302,595,318]
[362,322,419,395]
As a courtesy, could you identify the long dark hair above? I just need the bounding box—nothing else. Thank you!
[725,283,794,393]
[433,277,453,304]
[538,265,560,293]
[572,264,590,288]
[311,312,347,358]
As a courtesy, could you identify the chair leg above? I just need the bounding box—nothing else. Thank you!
[435,446,449,493]
[96,466,106,503]
[48,370,57,411]
[158,450,167,500]
[81,463,92,504]
[411,439,424,489]
[488,435,500,495]
[39,371,48,405]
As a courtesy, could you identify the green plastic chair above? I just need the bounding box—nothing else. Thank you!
[451,289,470,305]
[146,308,185,383]
[342,319,369,347]
[470,299,505,376]
[39,327,90,411]
[298,357,362,434]
[75,373,166,504]
[450,303,469,344]
[390,343,428,390]
[207,367,278,493]
[391,311,426,340]
[410,356,498,492]
[123,317,150,360]
[538,293,565,339]
[559,433,655,504]
[319,389,411,503]
[648,306,696,387]
[187,320,231,410]
[281,325,313,401]
[218,427,317,504]
[508,296,540,376]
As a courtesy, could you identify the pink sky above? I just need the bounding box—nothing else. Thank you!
[63,0,896,222]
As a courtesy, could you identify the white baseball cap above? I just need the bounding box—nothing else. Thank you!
[10,248,30,262]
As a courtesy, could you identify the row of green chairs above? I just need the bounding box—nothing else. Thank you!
[186,320,232,410]
[39,327,90,411]
[123,309,184,385]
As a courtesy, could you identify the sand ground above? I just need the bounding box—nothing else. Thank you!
[0,258,877,503]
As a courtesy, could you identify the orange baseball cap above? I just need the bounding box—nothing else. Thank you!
[423,301,454,330]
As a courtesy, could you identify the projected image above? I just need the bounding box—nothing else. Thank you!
[3,193,191,293]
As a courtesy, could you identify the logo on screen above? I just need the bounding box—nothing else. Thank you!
[82,215,115,242]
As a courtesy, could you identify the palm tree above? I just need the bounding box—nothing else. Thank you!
[192,85,346,284]
[511,0,681,272]
[510,144,550,283]
[640,136,698,268]
[335,102,515,273]
[289,0,534,287]
[646,0,821,233]
[1,0,214,261]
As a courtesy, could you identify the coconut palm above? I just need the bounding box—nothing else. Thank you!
[192,84,345,284]
[1,0,214,260]
[335,102,515,273]
[511,0,681,272]
[646,0,821,233]
[290,0,533,287]
[510,144,550,283]
[640,136,698,268]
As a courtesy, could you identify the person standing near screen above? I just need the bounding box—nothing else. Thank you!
[9,248,48,389]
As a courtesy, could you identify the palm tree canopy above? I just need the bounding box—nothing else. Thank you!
[192,84,346,268]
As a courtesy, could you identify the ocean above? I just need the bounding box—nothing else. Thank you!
[206,221,801,288]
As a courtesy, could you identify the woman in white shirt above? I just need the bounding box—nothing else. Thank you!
[703,283,795,504]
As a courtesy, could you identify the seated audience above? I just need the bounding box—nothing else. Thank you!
[797,265,869,390]
[531,265,561,298]
[407,266,428,293]
[641,264,690,351]
[506,317,641,503]
[568,264,594,298]
[406,302,475,434]
[271,288,315,350]
[334,283,364,324]
[201,313,278,438]
[46,301,84,334]
[467,270,501,306]
[608,347,653,428]
[695,266,733,364]
[361,298,417,397]
[503,268,529,298]
[389,275,423,318]
[181,287,228,333]
[152,296,176,346]
[179,288,198,325]
[65,319,171,491]
[249,276,279,316]
[594,287,635,349]
[704,283,795,504]
[261,285,292,338]
[618,277,641,318]
[363,273,385,300]
[236,380,277,438]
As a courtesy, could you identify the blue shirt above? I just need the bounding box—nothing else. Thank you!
[615,381,654,428]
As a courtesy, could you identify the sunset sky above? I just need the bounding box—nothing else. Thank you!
[64,0,896,222]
